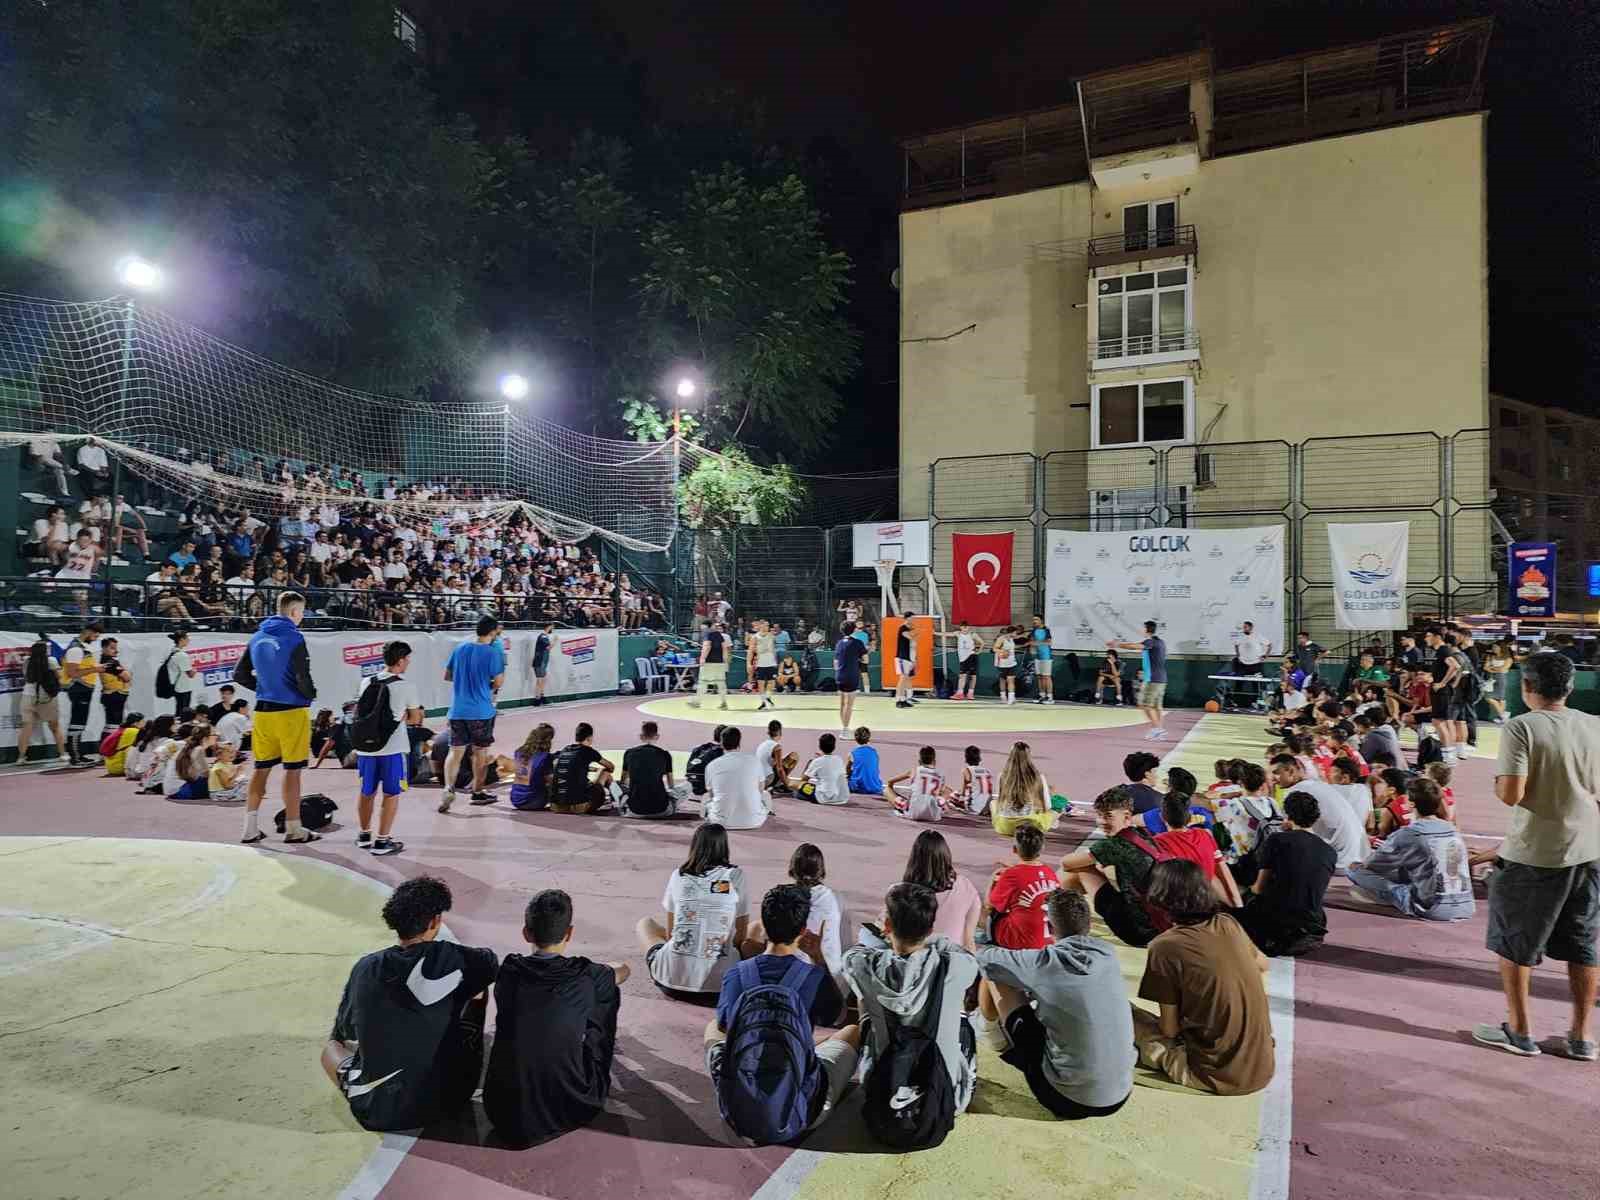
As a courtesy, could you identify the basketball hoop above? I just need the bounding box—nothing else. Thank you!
[873,559,897,591]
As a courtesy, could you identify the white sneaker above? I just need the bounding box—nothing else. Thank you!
[970,1011,1010,1052]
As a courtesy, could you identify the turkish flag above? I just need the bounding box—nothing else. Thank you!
[951,531,1013,626]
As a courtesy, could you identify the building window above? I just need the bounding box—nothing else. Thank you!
[394,7,419,51]
[1092,378,1191,448]
[1123,200,1178,252]
[1090,484,1191,532]
[1095,267,1193,361]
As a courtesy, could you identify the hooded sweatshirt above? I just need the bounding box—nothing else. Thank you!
[329,939,499,1132]
[483,951,621,1147]
[843,936,979,1114]
[975,936,1137,1108]
[234,614,316,709]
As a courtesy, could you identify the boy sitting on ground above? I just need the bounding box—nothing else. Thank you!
[620,720,680,819]
[884,744,951,822]
[846,726,883,796]
[799,732,848,806]
[1057,786,1164,948]
[548,722,617,814]
[949,745,995,816]
[685,725,726,799]
[986,823,1060,949]
[1346,778,1475,921]
[1235,790,1337,957]
[844,882,980,1146]
[975,889,1135,1120]
[705,885,861,1146]
[754,719,799,794]
[322,877,499,1132]
[484,889,629,1147]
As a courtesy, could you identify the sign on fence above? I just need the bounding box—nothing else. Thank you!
[1507,542,1557,618]
[1327,521,1411,630]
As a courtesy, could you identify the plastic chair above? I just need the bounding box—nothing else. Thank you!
[634,657,667,693]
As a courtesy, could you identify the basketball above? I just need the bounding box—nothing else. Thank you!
[1204,700,1221,713]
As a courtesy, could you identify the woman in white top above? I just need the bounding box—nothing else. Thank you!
[991,740,1056,836]
[634,823,752,994]
[801,732,849,805]
[902,830,982,951]
[787,843,845,981]
[702,727,770,829]
[163,631,197,715]
[161,727,216,799]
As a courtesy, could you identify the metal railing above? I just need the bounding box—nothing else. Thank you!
[1090,330,1201,364]
[1085,224,1198,270]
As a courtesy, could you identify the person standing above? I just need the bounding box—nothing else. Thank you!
[235,592,320,844]
[97,636,131,732]
[440,616,507,812]
[58,622,102,764]
[161,631,198,716]
[1232,621,1270,677]
[1423,625,1467,763]
[1472,651,1600,1061]
[1111,620,1168,740]
[1030,616,1055,704]
[1292,631,1325,682]
[750,618,779,711]
[951,623,978,701]
[352,641,424,856]
[16,635,66,763]
[834,621,871,732]
[532,622,554,707]
[893,614,918,709]
[691,622,729,710]
[994,628,1018,705]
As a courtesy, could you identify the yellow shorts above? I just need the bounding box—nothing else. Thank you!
[253,707,311,769]
[992,808,1058,838]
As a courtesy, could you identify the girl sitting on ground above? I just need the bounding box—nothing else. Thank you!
[510,723,556,811]
[126,715,173,784]
[162,727,216,800]
[634,822,753,997]
[101,712,145,777]
[901,829,981,951]
[1422,762,1457,825]
[992,741,1056,837]
[208,741,248,802]
[787,843,844,980]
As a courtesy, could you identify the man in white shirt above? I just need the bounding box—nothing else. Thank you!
[111,494,150,558]
[76,438,110,489]
[215,701,252,751]
[1270,755,1367,868]
[951,622,979,701]
[28,435,74,494]
[309,531,334,565]
[1327,757,1374,831]
[1232,621,1271,676]
[353,640,424,856]
[702,726,770,829]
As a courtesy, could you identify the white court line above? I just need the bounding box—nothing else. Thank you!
[1250,957,1296,1200]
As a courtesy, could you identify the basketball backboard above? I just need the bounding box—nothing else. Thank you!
[851,519,930,569]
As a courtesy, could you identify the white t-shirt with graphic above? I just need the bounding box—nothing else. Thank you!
[995,638,1016,668]
[651,865,750,993]
[805,753,848,805]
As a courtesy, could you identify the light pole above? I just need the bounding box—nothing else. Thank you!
[106,257,163,619]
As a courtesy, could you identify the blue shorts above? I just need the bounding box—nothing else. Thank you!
[356,753,407,798]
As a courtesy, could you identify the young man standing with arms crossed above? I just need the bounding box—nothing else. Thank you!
[892,612,918,709]
[531,622,554,707]
[235,592,319,844]
[749,618,779,711]
[692,621,729,710]
[1110,620,1168,740]
[440,616,506,812]
[1030,615,1054,704]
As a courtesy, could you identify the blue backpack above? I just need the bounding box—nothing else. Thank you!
[715,957,818,1145]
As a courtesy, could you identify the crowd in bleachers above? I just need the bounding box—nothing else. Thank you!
[16,435,666,629]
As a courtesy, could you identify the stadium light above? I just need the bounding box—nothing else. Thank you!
[116,255,163,292]
[675,376,697,400]
[499,372,530,401]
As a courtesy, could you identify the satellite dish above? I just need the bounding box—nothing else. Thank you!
[890,267,901,291]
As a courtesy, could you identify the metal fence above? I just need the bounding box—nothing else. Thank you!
[694,429,1499,652]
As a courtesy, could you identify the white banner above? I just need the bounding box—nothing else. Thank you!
[0,627,619,749]
[1327,521,1410,630]
[1045,526,1285,655]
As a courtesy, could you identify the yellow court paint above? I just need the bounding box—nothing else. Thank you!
[0,838,386,1200]
[638,694,1148,735]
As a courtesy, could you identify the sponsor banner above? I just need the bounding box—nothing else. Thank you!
[0,628,619,749]
[1327,521,1410,630]
[1045,526,1285,654]
[1507,541,1556,618]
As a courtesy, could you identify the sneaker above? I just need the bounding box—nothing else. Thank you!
[687,699,701,708]
[895,701,909,709]
[469,791,497,806]
[284,830,322,844]
[369,838,404,856]
[241,830,266,845]
[356,831,373,848]
[1554,1033,1598,1062]
[970,1011,1010,1053]
[439,789,456,814]
[1472,1022,1540,1057]
[719,701,729,710]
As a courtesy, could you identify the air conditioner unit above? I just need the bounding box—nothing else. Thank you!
[1193,451,1216,490]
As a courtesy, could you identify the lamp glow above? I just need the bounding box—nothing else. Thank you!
[499,373,530,400]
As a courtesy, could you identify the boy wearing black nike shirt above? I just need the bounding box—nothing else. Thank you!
[322,877,498,1132]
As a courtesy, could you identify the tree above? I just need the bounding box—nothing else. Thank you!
[639,168,859,455]
[1,0,491,394]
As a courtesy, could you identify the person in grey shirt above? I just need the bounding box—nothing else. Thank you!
[1348,778,1474,921]
[1473,651,1600,1062]
[1354,712,1404,770]
[974,890,1135,1117]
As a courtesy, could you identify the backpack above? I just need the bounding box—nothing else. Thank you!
[273,794,337,832]
[154,651,177,699]
[1116,825,1182,933]
[351,674,400,753]
[861,953,956,1151]
[715,958,818,1146]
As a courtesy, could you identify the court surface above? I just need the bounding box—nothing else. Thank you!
[1,692,1593,1200]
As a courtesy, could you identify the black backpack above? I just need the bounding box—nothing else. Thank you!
[154,651,177,699]
[274,794,337,832]
[861,954,956,1151]
[351,674,400,753]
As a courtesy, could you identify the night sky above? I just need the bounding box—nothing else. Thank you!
[573,0,1599,459]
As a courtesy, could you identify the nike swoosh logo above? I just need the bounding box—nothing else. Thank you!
[406,958,462,1006]
[345,1068,402,1099]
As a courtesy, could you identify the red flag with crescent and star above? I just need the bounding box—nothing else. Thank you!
[951,531,1013,626]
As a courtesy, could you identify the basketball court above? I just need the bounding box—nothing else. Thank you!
[2,689,1591,1200]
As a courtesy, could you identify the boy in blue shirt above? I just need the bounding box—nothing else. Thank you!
[846,726,883,795]
[440,616,506,812]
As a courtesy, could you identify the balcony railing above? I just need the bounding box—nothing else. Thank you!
[1086,224,1198,270]
[1090,330,1201,365]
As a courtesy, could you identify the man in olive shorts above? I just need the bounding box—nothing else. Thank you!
[1111,620,1167,741]
[1473,651,1599,1061]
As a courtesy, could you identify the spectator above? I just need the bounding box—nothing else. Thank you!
[1058,786,1164,948]
[844,882,980,1145]
[1132,861,1275,1095]
[168,539,198,571]
[16,635,66,762]
[482,889,628,1147]
[322,877,499,1132]
[1267,754,1367,869]
[1354,712,1403,772]
[991,740,1056,837]
[975,889,1135,1120]
[685,724,725,798]
[885,744,950,822]
[1236,790,1338,957]
[27,433,74,494]
[439,616,506,812]
[1292,630,1325,681]
[845,725,883,797]
[986,824,1060,950]
[636,823,752,997]
[214,699,252,752]
[775,654,802,693]
[1327,757,1374,830]
[903,829,983,952]
[352,641,423,856]
[31,504,71,566]
[548,722,617,815]
[1153,790,1245,908]
[509,723,556,811]
[753,718,797,794]
[1473,652,1599,1060]
[787,843,845,979]
[621,720,678,819]
[1120,751,1166,816]
[799,731,848,806]
[234,592,319,844]
[1349,778,1474,921]
[703,726,770,830]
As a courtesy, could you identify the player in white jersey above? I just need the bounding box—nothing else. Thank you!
[951,745,995,816]
[884,745,951,822]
